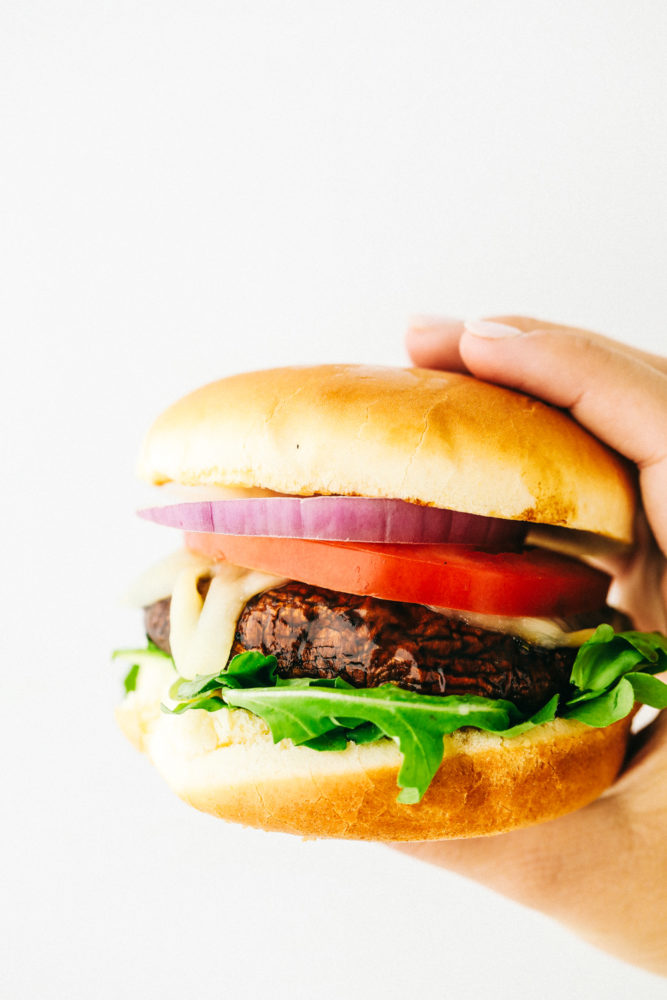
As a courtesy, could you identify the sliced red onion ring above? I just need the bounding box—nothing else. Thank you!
[137,497,527,547]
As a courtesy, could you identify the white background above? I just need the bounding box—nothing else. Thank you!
[2,2,666,998]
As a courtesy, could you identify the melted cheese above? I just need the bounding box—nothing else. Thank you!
[427,606,595,648]
[123,548,212,607]
[138,483,283,508]
[168,561,288,680]
[168,563,210,673]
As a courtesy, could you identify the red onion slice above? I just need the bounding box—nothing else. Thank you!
[138,497,527,547]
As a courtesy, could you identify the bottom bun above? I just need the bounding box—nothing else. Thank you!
[117,657,631,840]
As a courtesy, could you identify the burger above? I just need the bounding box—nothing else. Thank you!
[114,364,667,840]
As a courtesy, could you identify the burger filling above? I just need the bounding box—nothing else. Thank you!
[116,551,667,804]
[144,582,585,715]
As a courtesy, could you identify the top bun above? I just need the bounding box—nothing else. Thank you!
[138,364,635,542]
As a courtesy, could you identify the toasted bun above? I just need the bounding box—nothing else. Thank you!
[138,365,635,542]
[117,672,631,840]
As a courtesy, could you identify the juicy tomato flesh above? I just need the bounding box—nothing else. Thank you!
[184,532,610,618]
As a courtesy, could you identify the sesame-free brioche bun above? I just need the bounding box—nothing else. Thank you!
[117,673,632,840]
[138,364,635,542]
[123,364,638,840]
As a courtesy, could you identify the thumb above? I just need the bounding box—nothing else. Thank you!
[460,320,667,554]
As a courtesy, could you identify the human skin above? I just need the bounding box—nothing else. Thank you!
[396,316,667,976]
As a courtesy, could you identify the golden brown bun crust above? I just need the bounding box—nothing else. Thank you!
[138,365,635,541]
[117,684,631,840]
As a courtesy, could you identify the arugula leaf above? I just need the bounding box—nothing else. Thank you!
[344,721,383,745]
[167,694,226,715]
[497,693,560,737]
[570,626,667,691]
[222,684,522,803]
[627,672,667,710]
[168,651,277,702]
[163,651,277,715]
[123,663,140,694]
[564,677,636,726]
[113,644,174,695]
[302,730,350,751]
[562,627,667,726]
[112,644,168,666]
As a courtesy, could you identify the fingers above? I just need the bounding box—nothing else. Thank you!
[459,323,667,467]
[405,318,467,372]
[487,315,667,375]
[406,314,667,376]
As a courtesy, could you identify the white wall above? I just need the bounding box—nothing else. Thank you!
[2,3,666,998]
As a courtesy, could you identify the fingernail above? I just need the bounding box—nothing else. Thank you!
[464,319,523,339]
[409,316,462,333]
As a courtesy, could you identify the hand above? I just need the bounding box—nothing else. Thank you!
[397,315,667,976]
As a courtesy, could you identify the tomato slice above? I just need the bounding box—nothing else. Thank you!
[185,533,610,617]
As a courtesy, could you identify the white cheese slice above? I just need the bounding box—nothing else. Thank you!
[137,483,284,508]
[168,563,209,674]
[177,567,288,679]
[427,606,595,648]
[122,548,213,608]
[168,561,288,680]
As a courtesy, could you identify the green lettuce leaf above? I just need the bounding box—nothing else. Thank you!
[168,651,277,702]
[563,626,667,727]
[123,663,140,694]
[570,625,667,691]
[563,677,636,726]
[626,672,667,710]
[302,730,350,751]
[113,642,171,694]
[222,684,543,803]
[164,651,278,714]
[167,693,227,714]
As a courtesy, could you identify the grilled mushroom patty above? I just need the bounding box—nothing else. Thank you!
[144,581,582,714]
